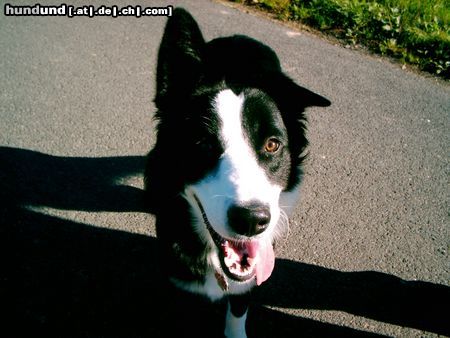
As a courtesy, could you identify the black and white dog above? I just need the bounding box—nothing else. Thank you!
[145,8,330,338]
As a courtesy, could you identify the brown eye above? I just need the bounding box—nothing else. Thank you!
[264,137,281,153]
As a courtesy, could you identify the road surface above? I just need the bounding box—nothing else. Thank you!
[1,0,449,336]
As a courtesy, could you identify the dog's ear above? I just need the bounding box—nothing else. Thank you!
[275,75,331,110]
[293,84,331,108]
[155,8,205,109]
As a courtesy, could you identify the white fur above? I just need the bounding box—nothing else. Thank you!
[225,302,248,338]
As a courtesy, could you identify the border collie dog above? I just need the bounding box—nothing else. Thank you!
[145,8,330,338]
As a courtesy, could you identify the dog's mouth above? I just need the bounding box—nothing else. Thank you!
[193,194,275,285]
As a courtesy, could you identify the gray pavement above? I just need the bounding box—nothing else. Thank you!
[1,0,449,337]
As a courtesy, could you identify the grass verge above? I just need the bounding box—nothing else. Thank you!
[229,0,450,79]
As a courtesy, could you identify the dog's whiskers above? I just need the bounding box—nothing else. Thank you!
[211,194,233,199]
[274,209,290,241]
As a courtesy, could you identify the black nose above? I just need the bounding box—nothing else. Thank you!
[227,203,271,236]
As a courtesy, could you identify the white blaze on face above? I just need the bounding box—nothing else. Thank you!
[217,90,282,204]
[188,89,282,238]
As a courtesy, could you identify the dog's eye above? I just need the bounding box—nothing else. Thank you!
[195,138,212,151]
[264,138,281,153]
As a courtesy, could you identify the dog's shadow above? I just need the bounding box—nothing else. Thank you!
[2,146,448,337]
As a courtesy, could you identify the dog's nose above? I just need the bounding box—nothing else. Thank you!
[227,203,271,236]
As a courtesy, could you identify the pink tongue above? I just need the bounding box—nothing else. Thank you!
[245,241,275,286]
[246,241,259,258]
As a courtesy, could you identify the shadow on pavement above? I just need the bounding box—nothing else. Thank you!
[2,146,448,337]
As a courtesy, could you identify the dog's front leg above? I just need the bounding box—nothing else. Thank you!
[224,293,250,338]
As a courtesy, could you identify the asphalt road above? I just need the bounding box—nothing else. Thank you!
[1,0,449,337]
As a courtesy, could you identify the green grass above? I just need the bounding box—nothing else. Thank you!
[231,0,450,79]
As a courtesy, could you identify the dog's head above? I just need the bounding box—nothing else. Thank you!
[148,8,330,285]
